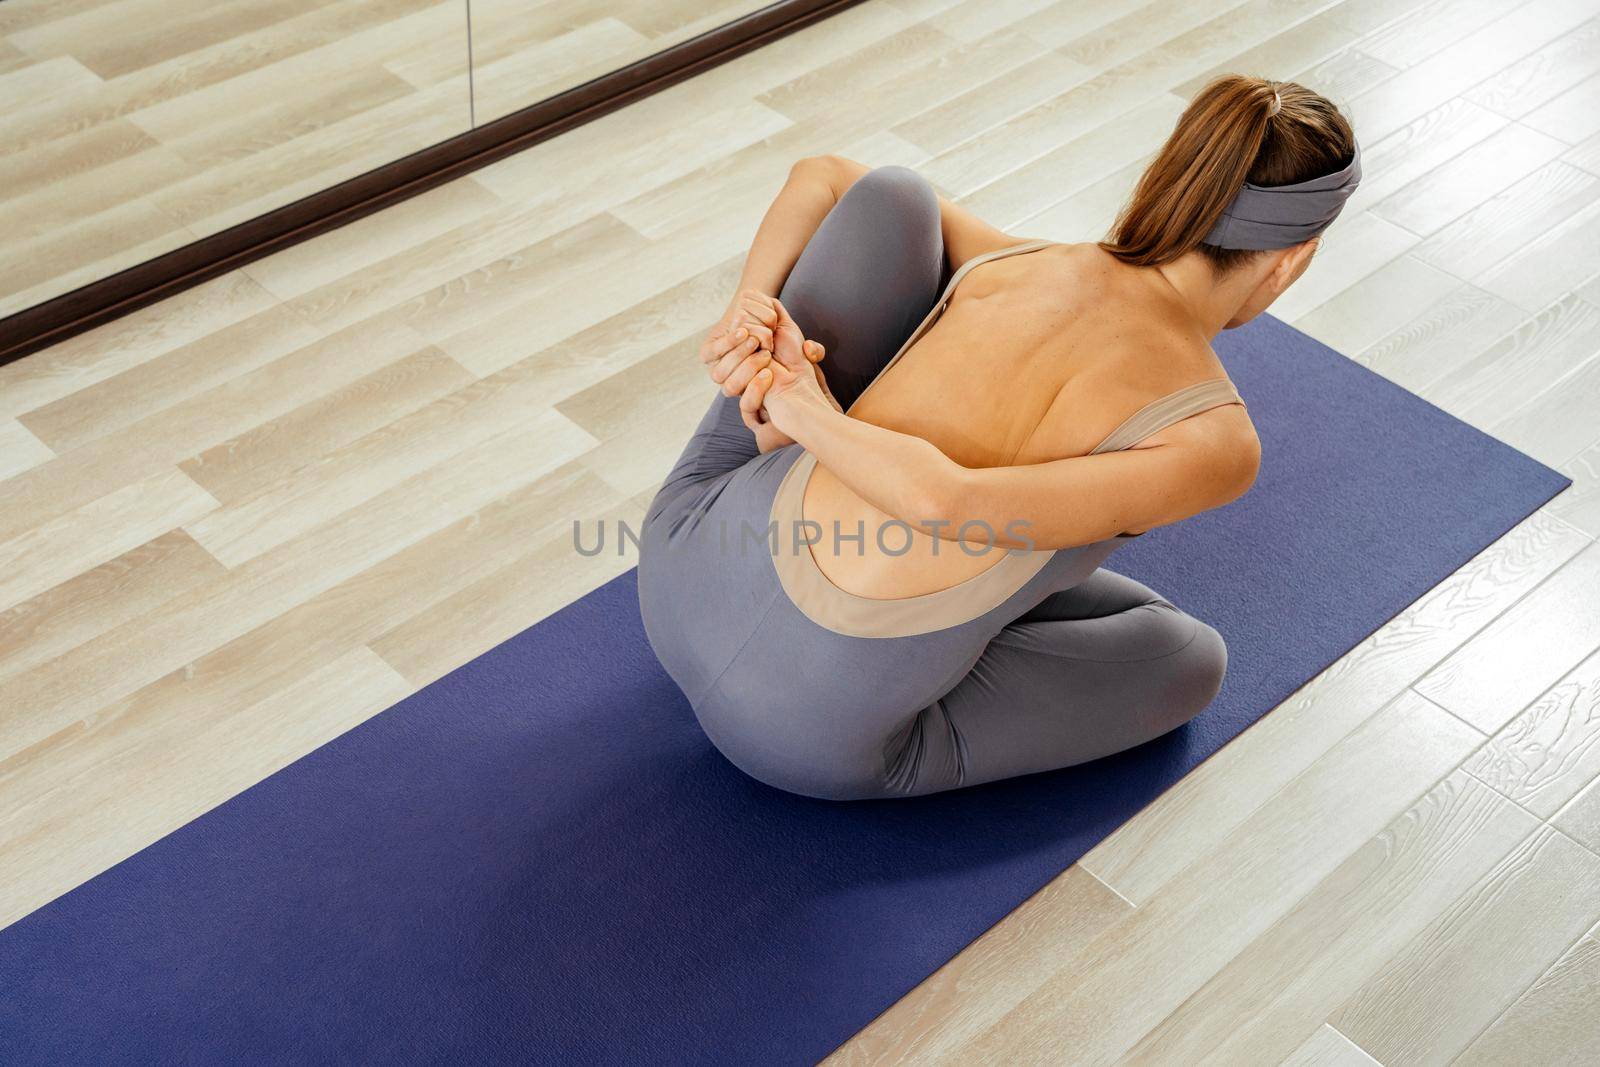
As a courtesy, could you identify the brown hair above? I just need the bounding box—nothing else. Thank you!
[1099,75,1356,271]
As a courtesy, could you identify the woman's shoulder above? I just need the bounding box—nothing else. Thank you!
[1090,307,1218,384]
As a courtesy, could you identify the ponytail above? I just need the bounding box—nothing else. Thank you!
[1100,75,1355,270]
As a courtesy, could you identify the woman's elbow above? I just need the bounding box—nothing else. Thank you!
[912,466,981,539]
[791,154,863,195]
[902,482,953,533]
[1222,431,1262,503]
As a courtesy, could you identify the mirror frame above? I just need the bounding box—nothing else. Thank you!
[0,0,865,366]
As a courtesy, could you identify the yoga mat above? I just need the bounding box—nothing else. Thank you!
[0,315,1568,1064]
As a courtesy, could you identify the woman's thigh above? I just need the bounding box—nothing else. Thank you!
[777,165,946,410]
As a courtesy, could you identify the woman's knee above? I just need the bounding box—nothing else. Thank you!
[835,164,940,229]
[1163,616,1228,723]
[779,163,944,397]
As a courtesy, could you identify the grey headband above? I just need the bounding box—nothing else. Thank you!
[1204,141,1362,251]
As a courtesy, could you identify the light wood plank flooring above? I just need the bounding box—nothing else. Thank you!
[4,0,1600,1061]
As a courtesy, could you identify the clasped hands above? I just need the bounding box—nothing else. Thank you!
[699,289,842,452]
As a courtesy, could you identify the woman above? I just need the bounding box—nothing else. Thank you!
[638,75,1360,801]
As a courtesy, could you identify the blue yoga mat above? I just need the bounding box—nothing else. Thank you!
[0,315,1568,1064]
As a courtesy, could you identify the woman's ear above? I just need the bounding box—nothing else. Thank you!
[1269,238,1320,291]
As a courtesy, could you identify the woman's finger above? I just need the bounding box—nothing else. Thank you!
[805,340,825,363]
[701,325,749,365]
[739,320,776,349]
[720,350,772,397]
[708,335,762,382]
[771,297,803,336]
[698,327,733,364]
[739,369,771,431]
[711,341,757,384]
[734,292,780,327]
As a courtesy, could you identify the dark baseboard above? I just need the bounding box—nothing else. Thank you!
[0,0,866,366]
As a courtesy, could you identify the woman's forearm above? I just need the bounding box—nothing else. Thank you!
[776,390,1258,551]
[781,399,970,535]
[771,391,1103,551]
[732,156,864,300]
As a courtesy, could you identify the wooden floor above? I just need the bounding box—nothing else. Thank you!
[4,0,1600,1061]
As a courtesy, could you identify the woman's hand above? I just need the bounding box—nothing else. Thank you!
[701,289,785,396]
[701,289,824,399]
[740,323,838,451]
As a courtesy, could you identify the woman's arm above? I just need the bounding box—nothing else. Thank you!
[731,156,853,300]
[748,357,1260,548]
[698,156,857,391]
[708,155,1033,391]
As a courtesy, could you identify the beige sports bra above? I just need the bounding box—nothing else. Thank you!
[769,239,1246,638]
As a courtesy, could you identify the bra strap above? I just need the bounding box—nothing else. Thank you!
[910,238,1056,348]
[1090,378,1245,455]
[848,238,1058,411]
[943,238,1057,295]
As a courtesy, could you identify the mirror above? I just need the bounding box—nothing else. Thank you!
[0,0,472,319]
[0,0,794,356]
[470,3,771,125]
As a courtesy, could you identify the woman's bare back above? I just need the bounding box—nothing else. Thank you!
[802,241,1234,598]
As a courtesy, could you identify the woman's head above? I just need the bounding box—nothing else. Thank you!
[1100,75,1358,326]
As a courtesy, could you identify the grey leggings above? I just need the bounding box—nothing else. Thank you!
[638,165,1227,801]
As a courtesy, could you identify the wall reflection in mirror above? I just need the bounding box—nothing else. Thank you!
[471,1,771,124]
[0,0,771,320]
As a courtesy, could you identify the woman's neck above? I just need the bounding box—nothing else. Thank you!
[1153,252,1262,339]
